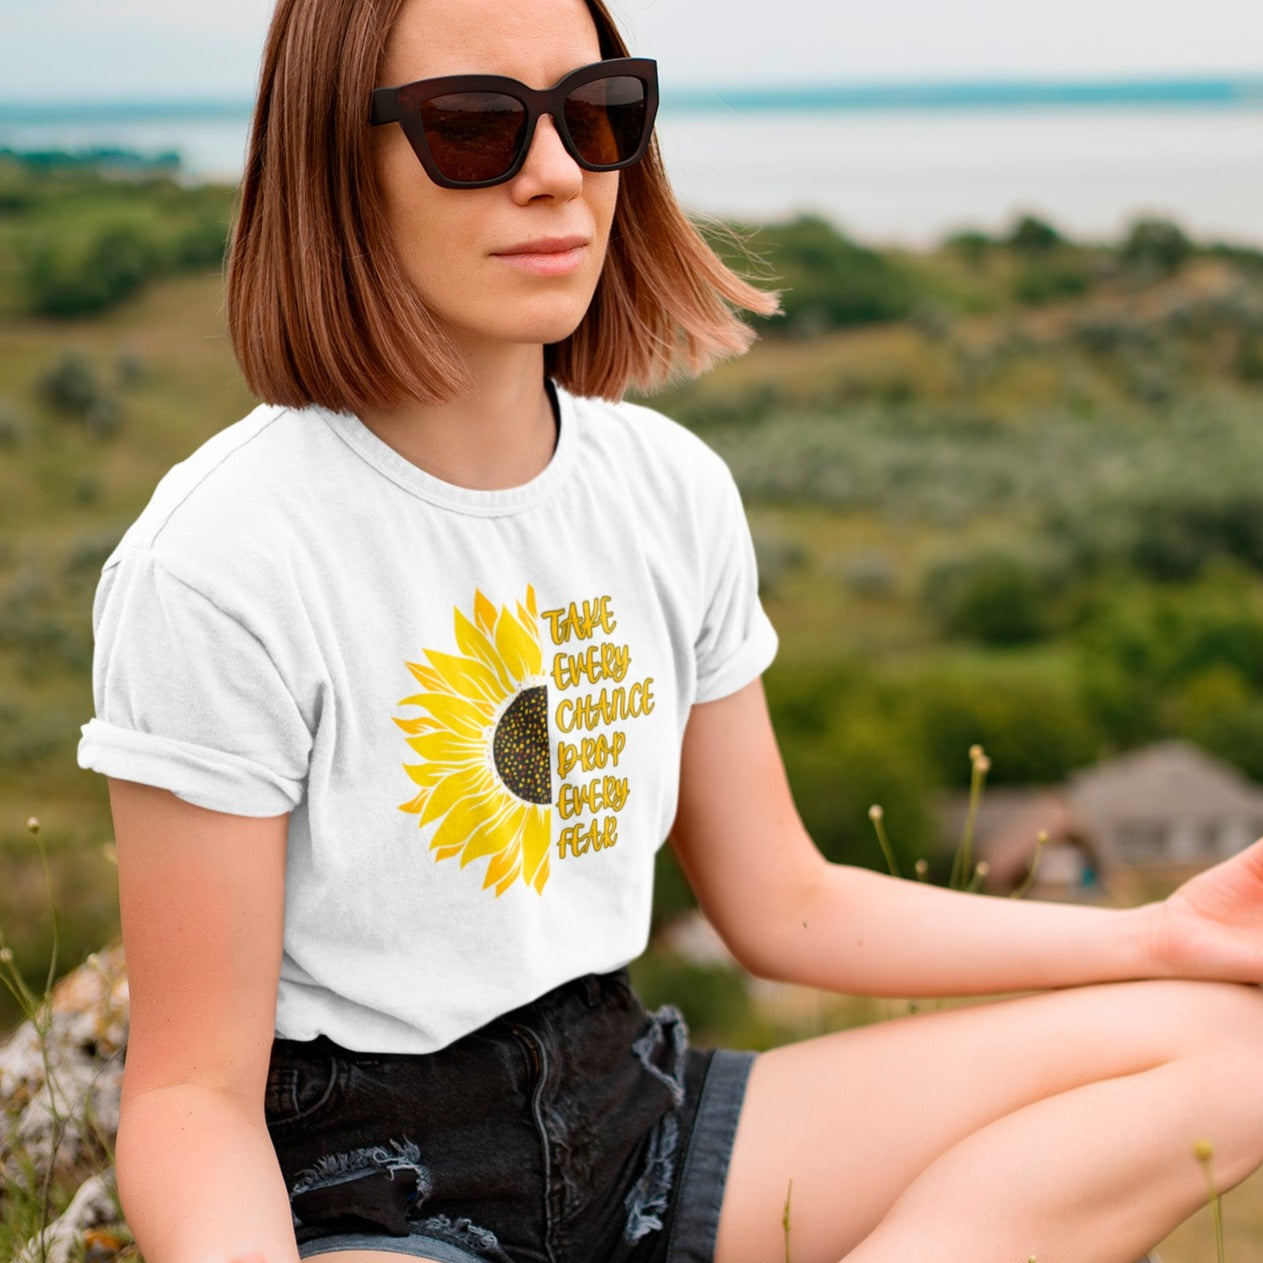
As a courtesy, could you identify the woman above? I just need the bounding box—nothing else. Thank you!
[78,0,1263,1260]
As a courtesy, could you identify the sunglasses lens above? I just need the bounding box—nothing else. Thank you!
[563,75,649,167]
[420,91,527,183]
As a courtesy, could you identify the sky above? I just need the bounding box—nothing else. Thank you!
[4,0,1263,102]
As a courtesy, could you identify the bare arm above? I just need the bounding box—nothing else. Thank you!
[669,680,1162,998]
[109,779,300,1263]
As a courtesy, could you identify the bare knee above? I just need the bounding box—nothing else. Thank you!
[1152,979,1263,1053]
[1148,982,1263,1186]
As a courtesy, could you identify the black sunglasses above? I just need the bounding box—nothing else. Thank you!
[370,57,659,189]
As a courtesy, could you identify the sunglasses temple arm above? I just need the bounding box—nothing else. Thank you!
[370,89,401,126]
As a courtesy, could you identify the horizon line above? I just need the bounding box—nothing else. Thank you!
[1,71,1262,120]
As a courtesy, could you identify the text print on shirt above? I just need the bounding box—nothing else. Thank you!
[393,585,656,897]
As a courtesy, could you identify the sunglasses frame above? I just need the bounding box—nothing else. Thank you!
[370,57,660,190]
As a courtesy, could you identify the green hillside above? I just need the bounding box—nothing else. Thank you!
[3,155,1263,1024]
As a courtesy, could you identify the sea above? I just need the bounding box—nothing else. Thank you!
[2,77,1261,249]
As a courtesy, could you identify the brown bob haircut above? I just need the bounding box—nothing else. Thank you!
[225,0,780,413]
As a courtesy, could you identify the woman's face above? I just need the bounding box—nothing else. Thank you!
[374,0,620,357]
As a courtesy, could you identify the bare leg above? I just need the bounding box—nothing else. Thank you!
[312,1252,443,1261]
[714,979,1263,1263]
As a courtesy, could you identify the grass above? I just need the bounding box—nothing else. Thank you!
[3,210,1263,1256]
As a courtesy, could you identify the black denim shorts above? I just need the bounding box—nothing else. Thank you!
[264,968,756,1263]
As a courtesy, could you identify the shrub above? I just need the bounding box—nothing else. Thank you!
[1122,350,1174,406]
[1007,214,1063,254]
[1049,479,1263,583]
[24,222,158,317]
[1073,313,1158,357]
[1074,572,1263,739]
[912,666,1101,786]
[751,522,806,596]
[779,715,935,872]
[0,399,25,446]
[837,552,898,599]
[1121,217,1192,275]
[651,845,696,930]
[1012,254,1092,305]
[116,351,145,389]
[64,527,125,576]
[922,549,1061,645]
[627,954,754,1046]
[944,229,994,270]
[763,660,938,870]
[35,352,123,436]
[1237,334,1263,383]
[1188,702,1263,783]
[746,214,918,335]
[37,352,99,416]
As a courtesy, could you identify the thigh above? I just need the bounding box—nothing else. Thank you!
[713,978,1263,1263]
[300,1233,497,1263]
[309,1253,443,1262]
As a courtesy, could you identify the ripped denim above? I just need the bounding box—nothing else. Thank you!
[263,969,752,1263]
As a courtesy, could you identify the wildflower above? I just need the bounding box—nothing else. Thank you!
[0,947,13,963]
[969,744,985,763]
[1193,1139,1215,1163]
[868,803,900,879]
[26,816,41,835]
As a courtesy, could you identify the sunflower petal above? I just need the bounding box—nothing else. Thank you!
[520,807,551,889]
[417,691,492,737]
[532,854,549,894]
[454,609,514,693]
[419,765,487,828]
[458,815,513,867]
[430,785,504,854]
[423,649,508,706]
[484,840,522,890]
[495,606,539,680]
[475,590,498,636]
[394,715,437,736]
[403,762,442,788]
[407,729,482,764]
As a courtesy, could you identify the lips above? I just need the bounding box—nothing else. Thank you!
[492,235,591,257]
[490,235,592,278]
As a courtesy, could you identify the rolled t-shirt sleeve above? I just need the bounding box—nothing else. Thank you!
[78,549,312,816]
[693,467,779,703]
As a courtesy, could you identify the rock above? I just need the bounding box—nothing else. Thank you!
[15,1170,122,1263]
[1,942,130,1262]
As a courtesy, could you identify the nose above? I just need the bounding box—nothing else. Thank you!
[510,112,584,202]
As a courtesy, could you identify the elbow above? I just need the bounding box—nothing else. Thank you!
[711,850,833,985]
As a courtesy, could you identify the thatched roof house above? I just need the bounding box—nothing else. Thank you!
[938,741,1263,901]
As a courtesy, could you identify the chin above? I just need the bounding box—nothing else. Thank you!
[486,303,595,348]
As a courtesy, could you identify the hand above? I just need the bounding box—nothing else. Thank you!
[1148,837,1263,982]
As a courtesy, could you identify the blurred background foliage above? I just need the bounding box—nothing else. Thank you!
[3,148,1263,1036]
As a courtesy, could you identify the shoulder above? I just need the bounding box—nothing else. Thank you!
[564,389,738,501]
[103,401,337,599]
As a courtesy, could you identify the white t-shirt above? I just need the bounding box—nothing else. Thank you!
[78,383,777,1053]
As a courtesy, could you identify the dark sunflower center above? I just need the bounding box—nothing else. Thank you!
[493,686,552,805]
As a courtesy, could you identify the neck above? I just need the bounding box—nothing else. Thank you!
[357,341,557,491]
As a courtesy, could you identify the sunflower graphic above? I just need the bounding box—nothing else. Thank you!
[394,585,553,896]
